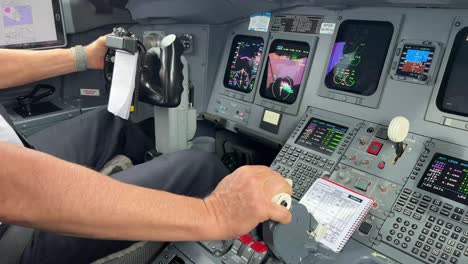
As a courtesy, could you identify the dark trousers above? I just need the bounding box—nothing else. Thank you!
[18,108,229,264]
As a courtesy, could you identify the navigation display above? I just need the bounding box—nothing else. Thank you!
[396,45,434,78]
[260,39,310,104]
[324,20,393,96]
[437,27,468,117]
[418,153,468,205]
[295,118,348,156]
[0,0,66,49]
[223,35,264,93]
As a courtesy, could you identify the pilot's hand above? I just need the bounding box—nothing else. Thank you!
[84,36,108,70]
[204,166,292,240]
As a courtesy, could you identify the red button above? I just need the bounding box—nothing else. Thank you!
[367,141,383,156]
[238,234,254,245]
[250,241,268,253]
[378,161,386,170]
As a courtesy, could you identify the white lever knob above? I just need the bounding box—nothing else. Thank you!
[388,116,410,143]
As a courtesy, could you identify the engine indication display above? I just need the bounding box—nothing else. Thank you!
[324,20,393,96]
[437,27,468,117]
[259,39,310,104]
[396,45,434,79]
[418,153,468,205]
[223,35,264,93]
[296,118,348,156]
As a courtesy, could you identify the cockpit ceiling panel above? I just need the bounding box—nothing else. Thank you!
[127,0,468,24]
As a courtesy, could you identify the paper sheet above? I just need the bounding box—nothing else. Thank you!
[248,13,271,32]
[300,178,374,252]
[107,50,139,120]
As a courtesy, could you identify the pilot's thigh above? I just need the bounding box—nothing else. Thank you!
[111,149,229,197]
[28,107,141,170]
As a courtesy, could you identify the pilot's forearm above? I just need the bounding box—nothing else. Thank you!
[0,48,75,89]
[0,142,216,241]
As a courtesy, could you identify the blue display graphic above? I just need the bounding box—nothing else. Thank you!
[406,49,430,63]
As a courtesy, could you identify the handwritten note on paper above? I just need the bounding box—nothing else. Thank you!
[107,50,139,120]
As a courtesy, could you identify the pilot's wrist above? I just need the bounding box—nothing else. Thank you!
[201,195,231,241]
[71,45,87,72]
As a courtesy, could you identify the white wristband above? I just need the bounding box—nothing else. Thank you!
[71,45,87,72]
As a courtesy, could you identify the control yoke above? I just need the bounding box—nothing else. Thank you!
[104,27,184,108]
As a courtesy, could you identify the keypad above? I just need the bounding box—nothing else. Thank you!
[385,213,467,264]
[272,144,337,199]
[394,189,466,227]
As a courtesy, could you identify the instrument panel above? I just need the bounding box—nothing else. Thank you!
[174,9,468,264]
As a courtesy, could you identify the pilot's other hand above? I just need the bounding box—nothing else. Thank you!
[84,36,108,70]
[204,165,292,239]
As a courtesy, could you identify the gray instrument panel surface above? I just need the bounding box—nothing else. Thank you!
[206,7,468,149]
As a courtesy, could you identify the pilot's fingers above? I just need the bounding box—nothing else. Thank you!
[268,203,292,224]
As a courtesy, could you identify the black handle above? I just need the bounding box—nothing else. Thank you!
[139,36,184,107]
[17,84,55,106]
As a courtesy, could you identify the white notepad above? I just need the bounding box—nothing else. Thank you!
[300,178,375,253]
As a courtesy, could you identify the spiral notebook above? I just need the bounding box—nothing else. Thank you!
[299,178,375,253]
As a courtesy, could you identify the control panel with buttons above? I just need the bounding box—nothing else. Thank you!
[341,122,430,186]
[330,164,402,220]
[270,107,362,199]
[375,139,468,264]
[212,97,251,124]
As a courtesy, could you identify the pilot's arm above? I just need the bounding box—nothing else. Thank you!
[0,37,107,89]
[0,141,291,241]
[0,37,292,241]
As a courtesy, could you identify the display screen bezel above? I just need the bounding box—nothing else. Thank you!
[295,117,349,156]
[0,0,67,49]
[436,27,468,118]
[222,35,265,94]
[259,39,310,105]
[324,19,394,96]
[417,152,468,206]
[395,44,435,78]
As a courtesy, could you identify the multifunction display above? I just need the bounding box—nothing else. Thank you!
[223,35,264,93]
[324,20,393,96]
[260,39,310,104]
[396,45,434,79]
[295,118,348,156]
[418,153,468,205]
[437,27,468,117]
